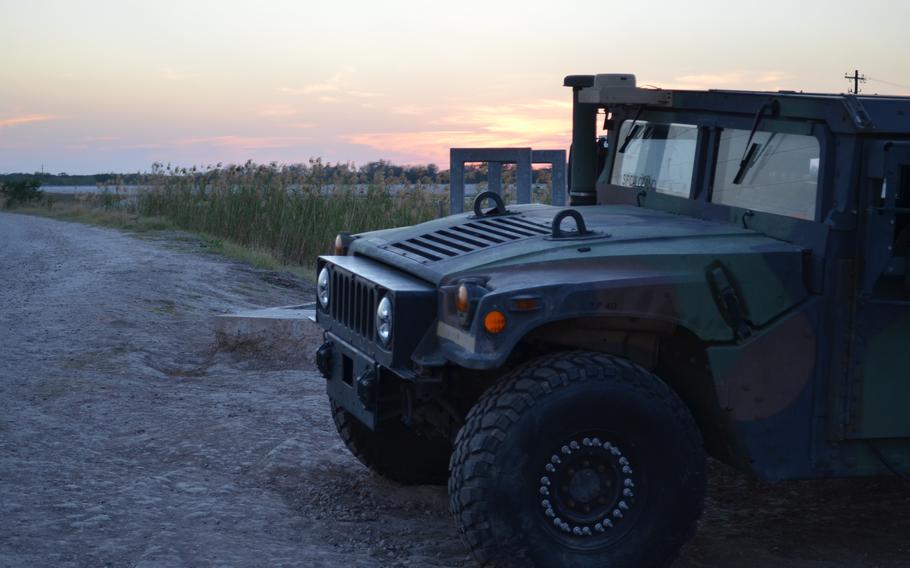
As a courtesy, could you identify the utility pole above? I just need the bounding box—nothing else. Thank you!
[844,69,866,94]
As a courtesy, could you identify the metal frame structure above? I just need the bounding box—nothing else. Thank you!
[449,147,566,213]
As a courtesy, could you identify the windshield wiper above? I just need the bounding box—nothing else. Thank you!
[732,100,779,184]
[617,105,645,154]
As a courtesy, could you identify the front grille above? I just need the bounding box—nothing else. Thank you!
[330,269,378,340]
[383,215,550,263]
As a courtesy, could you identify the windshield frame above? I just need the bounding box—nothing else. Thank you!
[601,107,832,227]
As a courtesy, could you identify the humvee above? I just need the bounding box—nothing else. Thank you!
[314,73,910,567]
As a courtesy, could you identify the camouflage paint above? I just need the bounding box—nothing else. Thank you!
[316,81,910,481]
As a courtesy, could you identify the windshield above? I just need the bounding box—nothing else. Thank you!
[712,129,820,220]
[610,120,697,197]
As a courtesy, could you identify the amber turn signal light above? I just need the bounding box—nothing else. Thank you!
[334,232,353,255]
[483,310,506,334]
[456,284,471,313]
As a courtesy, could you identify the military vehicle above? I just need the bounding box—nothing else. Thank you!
[314,73,910,567]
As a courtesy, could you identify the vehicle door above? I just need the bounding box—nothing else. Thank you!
[847,141,910,438]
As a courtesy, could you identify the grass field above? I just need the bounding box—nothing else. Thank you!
[9,162,451,275]
[5,161,556,275]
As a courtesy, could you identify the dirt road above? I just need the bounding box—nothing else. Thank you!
[1,212,908,567]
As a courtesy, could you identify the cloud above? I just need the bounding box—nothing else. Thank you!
[256,104,303,117]
[173,135,312,149]
[661,72,788,91]
[81,135,121,143]
[162,66,180,81]
[345,98,572,164]
[0,114,59,128]
[280,70,380,101]
[129,135,313,151]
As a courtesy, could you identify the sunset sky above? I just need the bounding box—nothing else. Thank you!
[2,0,909,174]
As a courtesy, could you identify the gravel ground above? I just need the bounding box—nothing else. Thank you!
[1,212,908,568]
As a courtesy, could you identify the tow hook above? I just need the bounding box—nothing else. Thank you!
[316,341,334,379]
[356,368,377,408]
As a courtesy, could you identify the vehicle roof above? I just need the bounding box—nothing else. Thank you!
[571,74,910,134]
[664,89,910,134]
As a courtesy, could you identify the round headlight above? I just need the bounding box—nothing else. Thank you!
[376,296,392,345]
[317,267,330,309]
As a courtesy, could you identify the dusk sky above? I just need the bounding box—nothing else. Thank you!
[2,0,909,174]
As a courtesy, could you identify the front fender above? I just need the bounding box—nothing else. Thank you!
[413,252,806,370]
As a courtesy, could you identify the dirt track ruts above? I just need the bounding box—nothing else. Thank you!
[1,212,908,568]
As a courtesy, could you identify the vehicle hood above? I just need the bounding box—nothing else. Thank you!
[350,203,804,286]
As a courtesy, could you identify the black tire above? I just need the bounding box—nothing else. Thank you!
[331,401,451,485]
[449,351,705,568]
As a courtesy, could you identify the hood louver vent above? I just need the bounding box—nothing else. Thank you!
[383,215,550,263]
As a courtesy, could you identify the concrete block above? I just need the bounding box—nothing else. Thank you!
[214,303,322,356]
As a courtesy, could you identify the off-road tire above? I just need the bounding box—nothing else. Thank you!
[331,401,451,485]
[449,351,706,568]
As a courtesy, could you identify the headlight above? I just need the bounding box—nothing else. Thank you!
[317,267,330,309]
[376,296,392,345]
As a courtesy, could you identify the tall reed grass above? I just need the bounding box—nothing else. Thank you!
[27,160,553,270]
[132,160,445,267]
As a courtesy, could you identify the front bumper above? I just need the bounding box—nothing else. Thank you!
[318,333,383,429]
[315,255,437,429]
[315,255,436,369]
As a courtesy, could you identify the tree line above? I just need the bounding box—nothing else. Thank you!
[0,159,554,187]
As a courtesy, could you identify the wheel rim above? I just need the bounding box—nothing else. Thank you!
[538,435,637,539]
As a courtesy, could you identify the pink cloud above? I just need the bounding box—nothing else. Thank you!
[346,129,569,165]
[0,114,59,128]
[345,99,571,164]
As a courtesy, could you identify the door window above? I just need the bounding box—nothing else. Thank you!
[611,120,697,198]
[712,129,820,220]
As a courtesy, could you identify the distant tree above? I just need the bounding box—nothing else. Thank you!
[1,177,43,208]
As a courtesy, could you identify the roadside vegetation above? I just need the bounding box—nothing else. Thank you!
[5,160,553,274]
[1,177,43,208]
